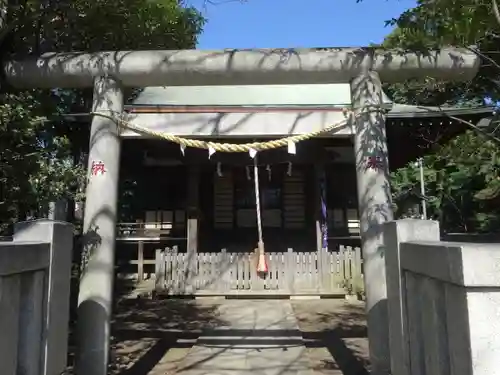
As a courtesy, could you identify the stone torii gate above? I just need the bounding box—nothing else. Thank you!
[3,47,479,375]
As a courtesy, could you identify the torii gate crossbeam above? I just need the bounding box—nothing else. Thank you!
[5,47,479,88]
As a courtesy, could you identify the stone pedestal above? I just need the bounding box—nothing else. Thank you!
[385,219,500,375]
[384,219,440,375]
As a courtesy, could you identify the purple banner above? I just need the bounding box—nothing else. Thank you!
[320,172,328,249]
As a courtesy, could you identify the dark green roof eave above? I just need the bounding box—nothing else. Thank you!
[61,104,495,122]
[386,104,495,119]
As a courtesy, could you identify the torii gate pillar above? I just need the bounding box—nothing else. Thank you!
[75,76,123,375]
[352,63,393,375]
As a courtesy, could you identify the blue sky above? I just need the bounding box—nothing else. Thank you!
[187,0,416,49]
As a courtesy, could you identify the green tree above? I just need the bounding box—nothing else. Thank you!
[0,0,204,233]
[382,0,500,104]
[378,1,500,232]
[391,131,500,232]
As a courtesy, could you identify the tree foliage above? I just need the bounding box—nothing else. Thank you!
[381,0,500,232]
[0,0,204,233]
[2,0,203,56]
[391,131,500,232]
[382,0,500,105]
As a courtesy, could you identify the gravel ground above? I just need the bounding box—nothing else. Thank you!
[291,299,369,375]
[66,297,224,375]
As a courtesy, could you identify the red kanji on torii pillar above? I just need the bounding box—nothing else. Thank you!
[91,161,106,175]
[366,156,384,170]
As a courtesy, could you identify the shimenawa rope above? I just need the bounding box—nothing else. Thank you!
[90,108,355,152]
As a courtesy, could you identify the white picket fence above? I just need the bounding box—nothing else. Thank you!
[154,246,363,296]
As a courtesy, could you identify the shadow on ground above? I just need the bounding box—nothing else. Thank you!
[107,298,370,375]
[66,274,368,375]
[109,297,224,374]
[292,299,369,375]
[66,276,225,375]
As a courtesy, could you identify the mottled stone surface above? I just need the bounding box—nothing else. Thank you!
[176,300,311,375]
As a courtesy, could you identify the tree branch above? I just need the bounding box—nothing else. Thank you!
[416,106,500,145]
[492,0,500,28]
[466,45,500,71]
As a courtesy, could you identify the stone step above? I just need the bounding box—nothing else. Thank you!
[174,300,312,375]
[196,334,304,348]
[178,345,312,375]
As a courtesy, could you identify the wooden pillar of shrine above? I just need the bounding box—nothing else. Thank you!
[186,165,200,259]
[314,163,327,252]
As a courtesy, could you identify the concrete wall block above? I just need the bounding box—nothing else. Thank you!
[383,219,440,375]
[386,219,500,375]
[13,219,74,375]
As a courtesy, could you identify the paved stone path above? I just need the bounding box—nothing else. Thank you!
[173,300,313,375]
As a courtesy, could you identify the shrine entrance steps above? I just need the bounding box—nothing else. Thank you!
[165,300,311,375]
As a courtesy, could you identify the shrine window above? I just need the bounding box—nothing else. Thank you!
[234,167,283,210]
[139,166,187,210]
[326,164,357,208]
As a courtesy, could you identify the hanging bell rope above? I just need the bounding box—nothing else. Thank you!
[253,154,268,274]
